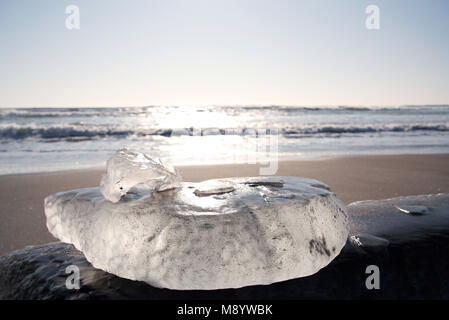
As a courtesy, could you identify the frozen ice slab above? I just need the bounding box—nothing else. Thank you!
[44,176,348,290]
[100,148,182,202]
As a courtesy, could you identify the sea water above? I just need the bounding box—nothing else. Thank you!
[1,105,449,174]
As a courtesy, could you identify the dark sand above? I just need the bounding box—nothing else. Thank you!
[1,154,449,255]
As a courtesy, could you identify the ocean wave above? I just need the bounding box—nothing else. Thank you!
[2,105,449,120]
[0,108,116,119]
[0,124,135,140]
[1,123,449,140]
[282,124,449,135]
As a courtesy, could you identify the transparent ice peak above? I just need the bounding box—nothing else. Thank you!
[100,148,182,202]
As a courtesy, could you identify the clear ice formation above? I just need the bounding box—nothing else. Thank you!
[45,176,349,290]
[100,148,182,202]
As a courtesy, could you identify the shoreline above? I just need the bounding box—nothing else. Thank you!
[1,152,449,177]
[1,153,449,255]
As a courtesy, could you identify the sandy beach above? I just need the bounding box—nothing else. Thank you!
[1,153,449,255]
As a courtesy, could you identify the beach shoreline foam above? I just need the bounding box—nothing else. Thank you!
[2,105,449,175]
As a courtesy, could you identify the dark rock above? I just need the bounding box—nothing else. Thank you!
[1,193,449,300]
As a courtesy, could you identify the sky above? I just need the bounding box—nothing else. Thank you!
[0,0,448,108]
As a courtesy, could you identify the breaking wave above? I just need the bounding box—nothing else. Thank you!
[2,105,449,120]
[1,123,448,140]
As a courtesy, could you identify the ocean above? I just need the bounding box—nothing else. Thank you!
[1,105,449,175]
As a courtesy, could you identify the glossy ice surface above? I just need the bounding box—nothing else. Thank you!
[45,176,348,290]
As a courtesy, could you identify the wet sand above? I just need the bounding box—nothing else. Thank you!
[1,154,449,255]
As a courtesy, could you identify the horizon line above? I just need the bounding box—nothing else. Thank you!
[1,104,449,109]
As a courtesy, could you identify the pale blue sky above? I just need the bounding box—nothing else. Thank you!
[0,0,448,107]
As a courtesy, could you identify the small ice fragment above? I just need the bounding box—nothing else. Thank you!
[100,148,182,202]
[193,179,236,197]
[194,186,235,197]
[349,234,389,253]
[395,205,428,216]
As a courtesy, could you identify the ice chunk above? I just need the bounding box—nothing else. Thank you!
[395,205,428,216]
[193,180,236,197]
[349,234,389,254]
[45,176,349,290]
[100,148,182,202]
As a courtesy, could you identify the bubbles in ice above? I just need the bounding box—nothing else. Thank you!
[100,148,182,202]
